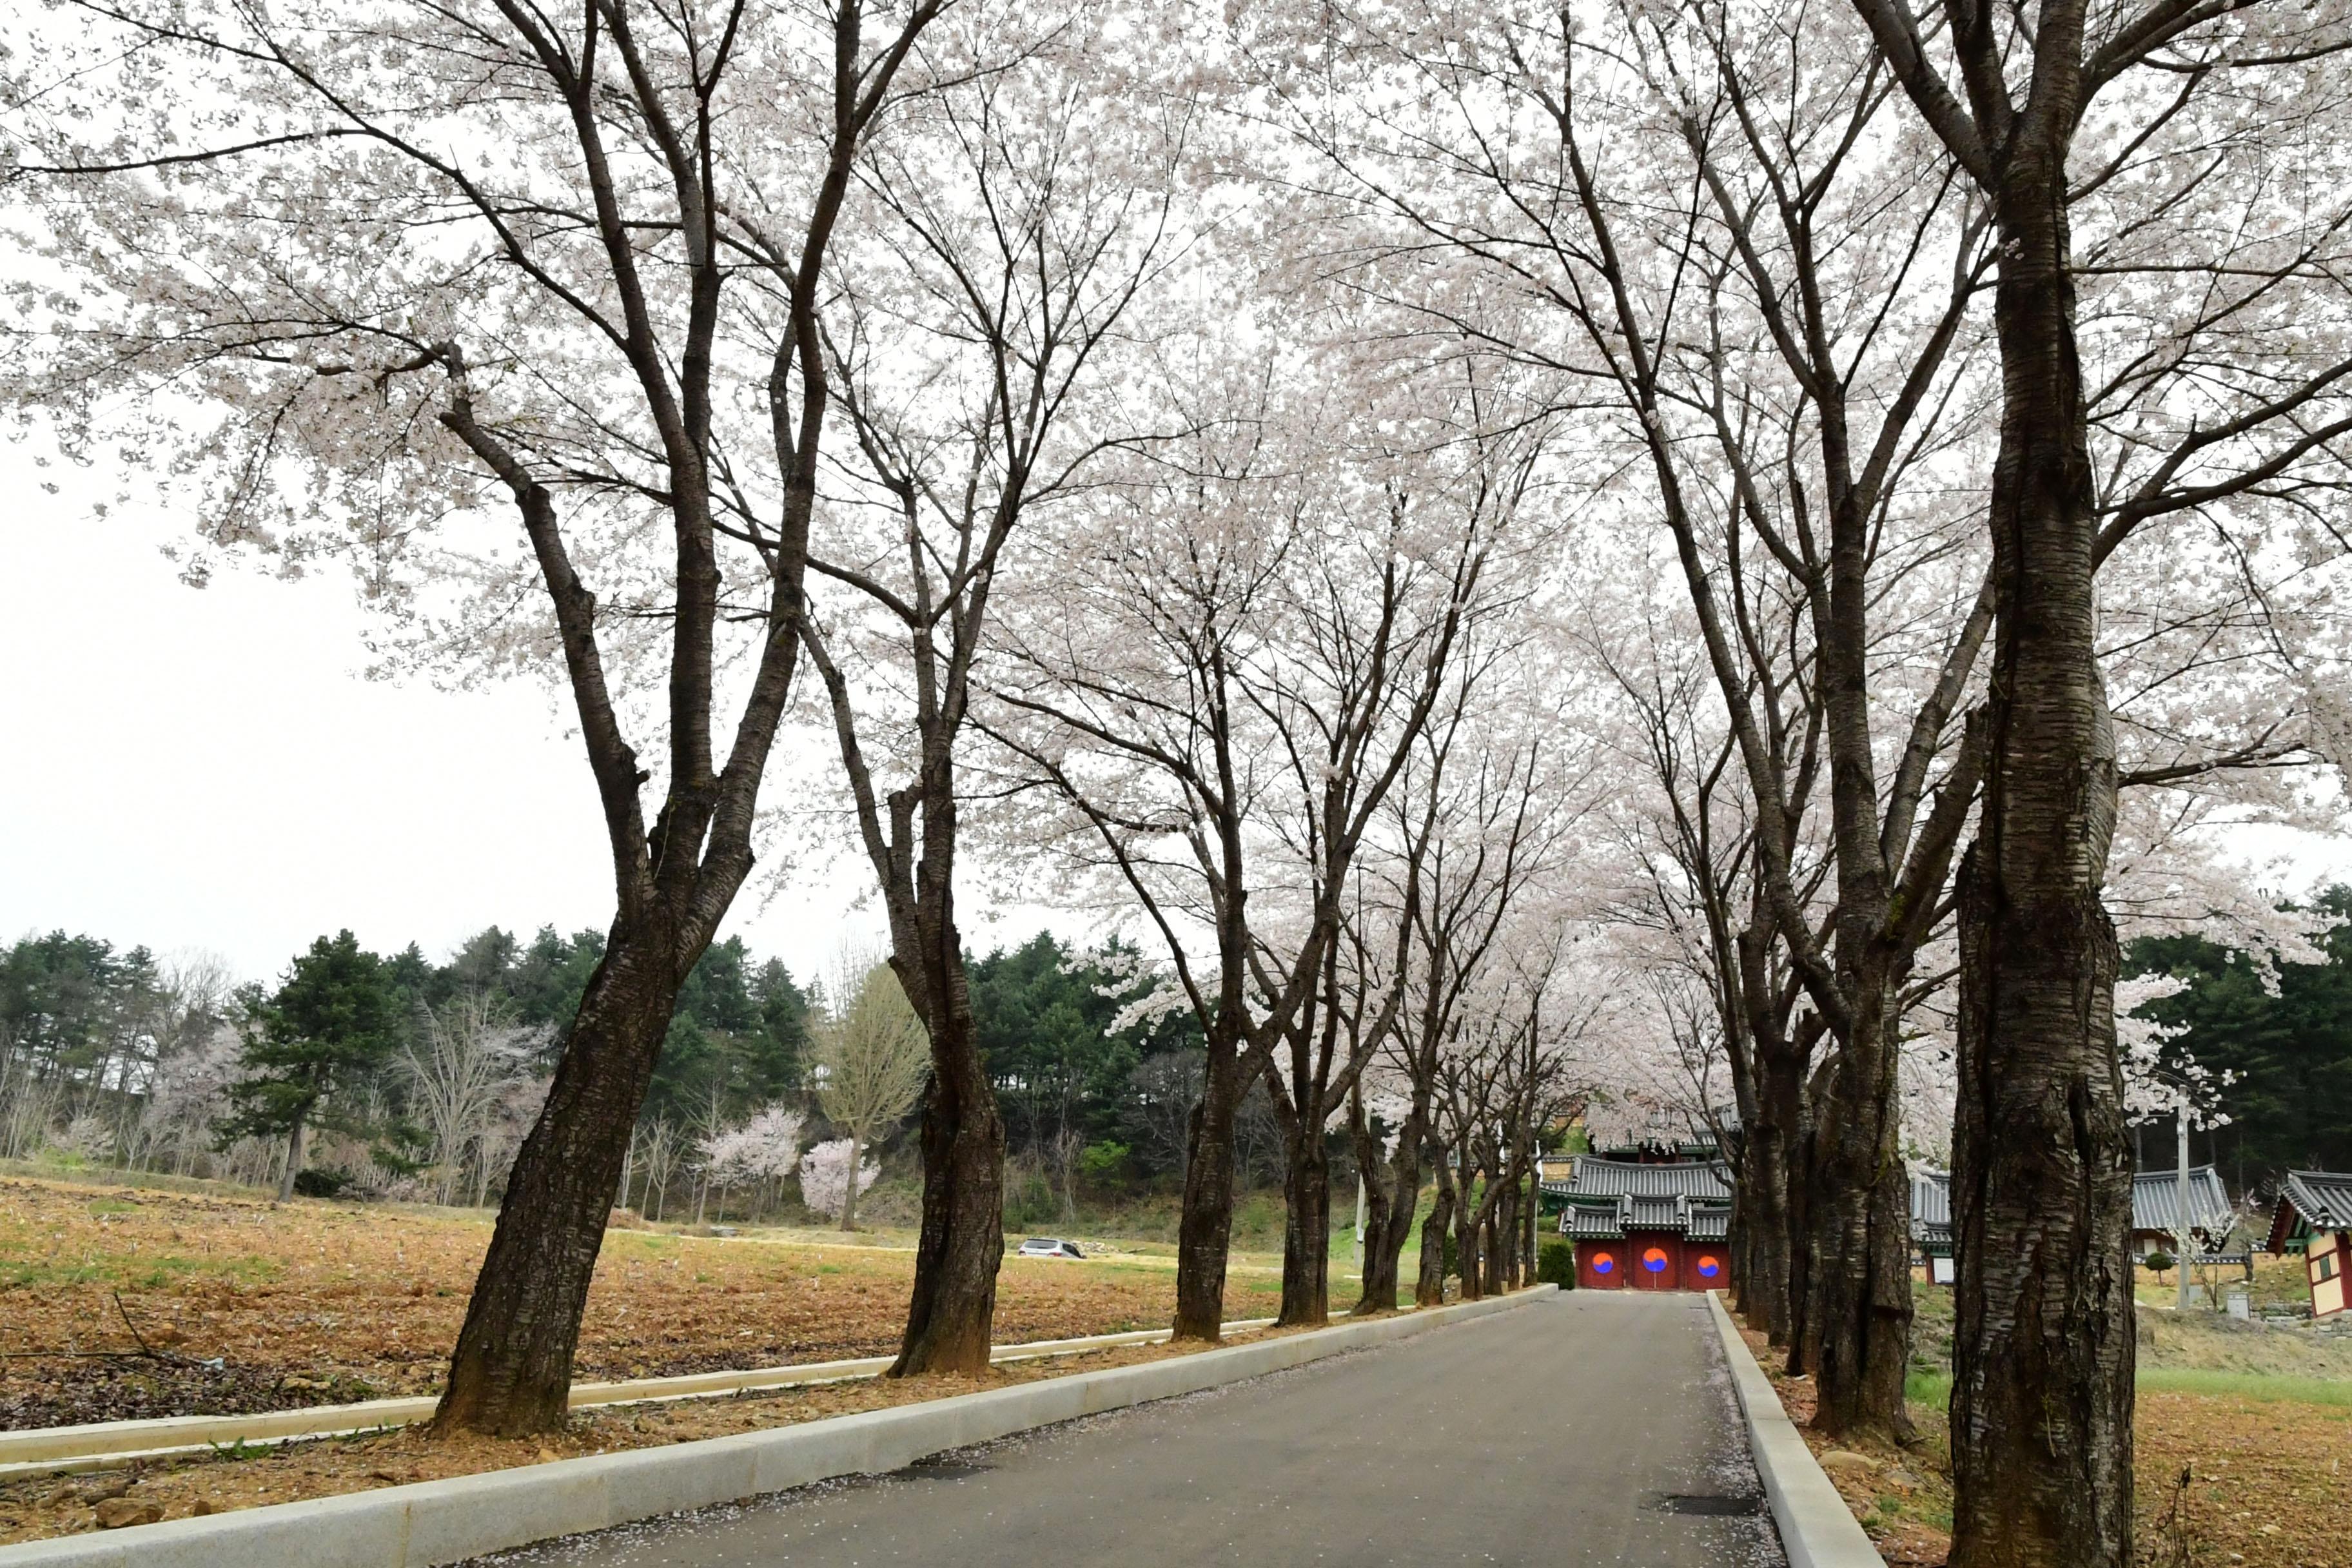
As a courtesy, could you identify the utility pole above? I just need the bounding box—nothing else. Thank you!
[2177,1106,2195,1313]
[1354,1173,1366,1267]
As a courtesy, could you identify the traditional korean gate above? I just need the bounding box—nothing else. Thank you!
[1577,1244,1625,1289]
[1631,1237,1680,1291]
[1684,1245,1728,1291]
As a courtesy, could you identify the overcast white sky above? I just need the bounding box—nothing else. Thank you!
[0,445,943,985]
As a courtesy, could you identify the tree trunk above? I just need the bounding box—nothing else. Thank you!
[1356,1117,1424,1316]
[1947,164,2133,1568]
[1798,985,1915,1442]
[1349,1104,1398,1315]
[1171,1047,1241,1340]
[277,1110,306,1203]
[839,1130,862,1231]
[1277,1121,1332,1326]
[888,949,1006,1376]
[1743,1037,1806,1344]
[1783,1057,1832,1377]
[1416,1157,1454,1307]
[1452,1164,1484,1303]
[433,931,682,1438]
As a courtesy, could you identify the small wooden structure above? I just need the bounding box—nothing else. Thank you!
[2130,1165,2235,1259]
[2265,1170,2352,1319]
[1540,1154,1732,1291]
[1910,1170,1955,1284]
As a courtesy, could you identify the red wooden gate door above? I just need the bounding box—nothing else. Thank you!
[1633,1239,1678,1291]
[1685,1246,1727,1291]
[1579,1244,1624,1289]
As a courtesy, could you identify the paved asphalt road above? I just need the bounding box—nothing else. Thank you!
[486,1291,1785,1568]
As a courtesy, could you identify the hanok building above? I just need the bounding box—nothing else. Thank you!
[2265,1170,2352,1320]
[2130,1165,2236,1260]
[1541,1153,1734,1291]
[1910,1164,2240,1288]
[1911,1170,1955,1284]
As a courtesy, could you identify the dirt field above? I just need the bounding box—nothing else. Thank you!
[0,1177,1284,1429]
[0,1329,1298,1546]
[1737,1316,2352,1568]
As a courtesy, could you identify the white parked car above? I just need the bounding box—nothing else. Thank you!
[1017,1237,1084,1259]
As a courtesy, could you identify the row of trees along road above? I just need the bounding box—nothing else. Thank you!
[7,0,2352,1562]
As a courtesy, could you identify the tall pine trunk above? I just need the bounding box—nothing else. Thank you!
[434,933,681,1437]
[1948,162,2133,1568]
[277,1110,306,1204]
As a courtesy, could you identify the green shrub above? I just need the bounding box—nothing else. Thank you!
[2144,1250,2176,1273]
[292,1167,351,1199]
[1537,1240,1575,1289]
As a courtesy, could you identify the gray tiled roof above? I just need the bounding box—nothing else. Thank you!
[1912,1165,2240,1253]
[1553,1188,1732,1242]
[1540,1155,1733,1201]
[2131,1166,2235,1239]
[1560,1198,1627,1239]
[2281,1170,2352,1230]
[1900,1175,1957,1250]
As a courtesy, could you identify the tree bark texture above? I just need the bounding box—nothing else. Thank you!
[1742,1031,1808,1344]
[1277,1121,1333,1326]
[434,933,681,1437]
[1416,1159,1455,1308]
[886,890,1006,1376]
[1796,988,1915,1440]
[1353,1113,1423,1316]
[1173,1046,1242,1340]
[1947,163,2133,1568]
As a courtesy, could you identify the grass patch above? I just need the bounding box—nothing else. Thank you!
[1906,1369,1952,1409]
[0,1253,279,1290]
[1906,1366,2352,1410]
[2137,1367,2352,1406]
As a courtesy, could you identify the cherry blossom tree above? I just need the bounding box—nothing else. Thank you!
[2,0,950,1435]
[799,8,1193,1366]
[799,1137,883,1222]
[988,326,1513,1340]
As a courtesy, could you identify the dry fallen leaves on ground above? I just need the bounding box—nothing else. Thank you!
[0,1177,1281,1428]
[1736,1318,2352,1568]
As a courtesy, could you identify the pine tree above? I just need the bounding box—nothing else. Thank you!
[220,931,400,1200]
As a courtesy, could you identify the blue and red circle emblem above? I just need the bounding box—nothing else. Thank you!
[1591,1252,1615,1275]
[1696,1255,1721,1279]
[1642,1247,1670,1273]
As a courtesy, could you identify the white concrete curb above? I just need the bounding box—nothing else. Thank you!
[0,1321,1280,1478]
[1703,1291,1883,1568]
[0,1289,1553,1567]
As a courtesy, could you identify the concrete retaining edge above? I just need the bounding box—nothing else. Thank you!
[1703,1290,1883,1568]
[0,1288,1554,1567]
[0,1321,1282,1478]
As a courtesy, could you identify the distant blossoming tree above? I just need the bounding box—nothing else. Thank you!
[798,1138,882,1224]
